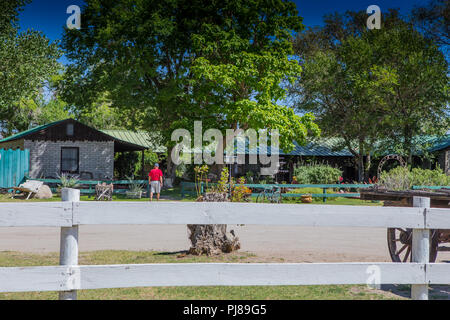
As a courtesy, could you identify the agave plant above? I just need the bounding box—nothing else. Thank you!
[126,176,145,193]
[57,172,80,189]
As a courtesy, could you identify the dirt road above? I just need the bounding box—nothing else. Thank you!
[2,225,450,262]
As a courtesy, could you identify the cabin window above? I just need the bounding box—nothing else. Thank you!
[66,123,74,136]
[61,147,79,173]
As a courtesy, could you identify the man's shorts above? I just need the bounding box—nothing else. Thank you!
[150,181,161,193]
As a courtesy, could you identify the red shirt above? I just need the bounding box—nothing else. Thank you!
[149,168,163,181]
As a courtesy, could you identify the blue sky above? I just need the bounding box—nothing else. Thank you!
[18,0,429,64]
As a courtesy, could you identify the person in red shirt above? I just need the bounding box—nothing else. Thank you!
[149,163,163,201]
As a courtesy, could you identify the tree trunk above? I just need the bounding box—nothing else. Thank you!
[187,192,240,255]
[364,153,371,181]
[357,154,365,182]
[404,125,413,165]
[357,139,365,182]
[166,151,176,181]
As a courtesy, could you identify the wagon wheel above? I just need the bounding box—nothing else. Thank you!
[387,228,439,263]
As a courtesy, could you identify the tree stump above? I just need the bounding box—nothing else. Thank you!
[187,192,241,255]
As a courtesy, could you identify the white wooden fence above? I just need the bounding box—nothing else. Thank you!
[1,189,449,300]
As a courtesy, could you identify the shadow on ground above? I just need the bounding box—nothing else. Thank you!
[154,251,188,256]
[381,284,450,300]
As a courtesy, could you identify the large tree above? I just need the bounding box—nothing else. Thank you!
[61,0,319,255]
[189,2,319,155]
[0,0,62,136]
[291,10,449,180]
[61,0,319,178]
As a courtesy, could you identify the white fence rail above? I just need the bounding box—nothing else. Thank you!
[0,189,449,300]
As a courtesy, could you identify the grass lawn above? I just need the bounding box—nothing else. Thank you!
[0,186,391,300]
[0,250,397,300]
[0,186,380,205]
[0,187,196,202]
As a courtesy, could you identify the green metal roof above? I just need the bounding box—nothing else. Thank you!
[424,135,450,152]
[101,130,166,153]
[188,137,352,156]
[1,118,447,156]
[281,139,352,156]
[0,120,166,153]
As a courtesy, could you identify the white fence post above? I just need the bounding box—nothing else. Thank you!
[411,196,430,300]
[59,188,80,300]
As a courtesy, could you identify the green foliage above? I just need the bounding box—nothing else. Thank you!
[410,167,450,186]
[194,165,209,197]
[210,167,229,194]
[189,1,320,152]
[379,166,450,190]
[245,171,255,184]
[412,0,449,48]
[379,166,412,191]
[292,9,449,180]
[286,187,337,203]
[56,173,80,189]
[61,0,319,155]
[34,98,71,125]
[231,177,251,202]
[0,0,62,136]
[134,150,160,177]
[114,152,139,179]
[288,187,332,194]
[125,176,145,193]
[68,93,128,130]
[114,150,160,179]
[293,162,342,184]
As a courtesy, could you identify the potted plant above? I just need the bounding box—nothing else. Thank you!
[56,173,80,193]
[125,176,144,199]
[300,193,313,203]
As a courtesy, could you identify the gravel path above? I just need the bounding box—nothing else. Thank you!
[2,225,450,263]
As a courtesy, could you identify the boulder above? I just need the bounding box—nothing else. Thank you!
[35,185,53,199]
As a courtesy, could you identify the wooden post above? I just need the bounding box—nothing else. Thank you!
[411,196,430,300]
[141,150,145,179]
[323,188,327,203]
[59,188,80,300]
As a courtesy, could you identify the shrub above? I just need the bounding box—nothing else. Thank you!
[245,170,254,183]
[126,175,145,193]
[379,166,449,191]
[231,177,252,202]
[379,166,412,191]
[410,167,450,186]
[293,162,342,184]
[208,167,229,194]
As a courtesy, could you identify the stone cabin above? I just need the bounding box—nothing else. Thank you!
[0,119,147,180]
[429,136,450,175]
